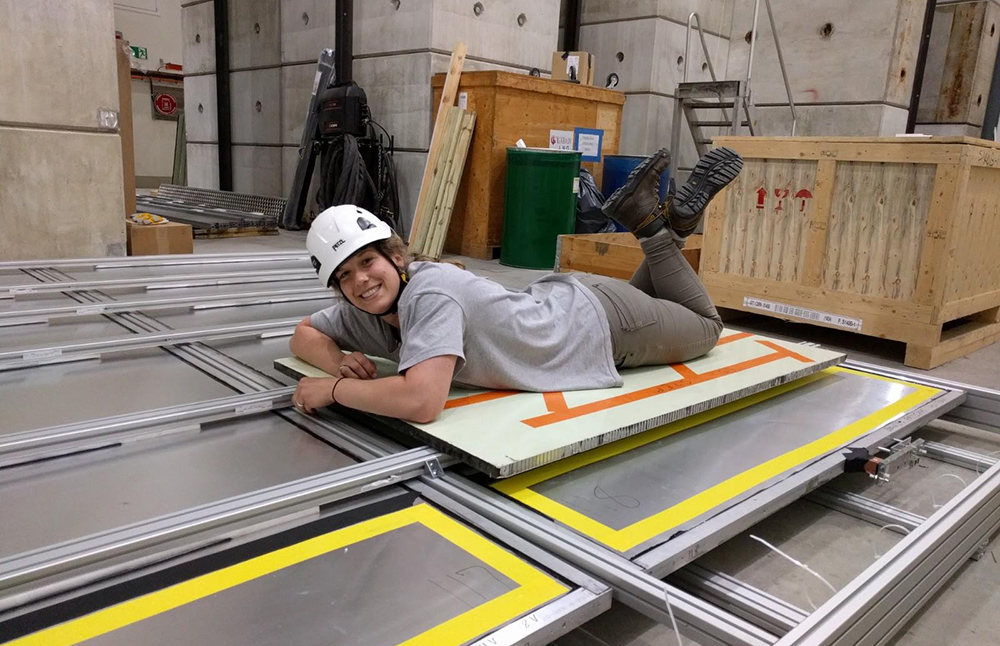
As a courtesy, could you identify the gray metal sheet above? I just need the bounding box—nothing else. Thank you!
[63,259,313,282]
[0,271,38,287]
[0,316,131,350]
[530,370,915,532]
[0,292,73,314]
[0,414,353,559]
[207,336,298,384]
[0,348,236,436]
[146,300,327,330]
[75,521,523,646]
[90,280,323,302]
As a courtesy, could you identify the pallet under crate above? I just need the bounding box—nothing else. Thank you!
[701,136,1000,369]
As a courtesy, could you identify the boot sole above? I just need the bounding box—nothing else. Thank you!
[600,150,669,222]
[671,147,743,220]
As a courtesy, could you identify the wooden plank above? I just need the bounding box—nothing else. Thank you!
[905,309,1000,369]
[710,139,965,165]
[705,281,942,347]
[942,165,1000,308]
[431,70,626,105]
[411,107,463,255]
[428,111,477,259]
[801,160,836,286]
[700,186,728,275]
[408,42,466,246]
[941,288,1000,321]
[702,274,941,345]
[914,163,965,307]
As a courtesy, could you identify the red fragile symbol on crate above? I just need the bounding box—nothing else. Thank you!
[756,187,813,212]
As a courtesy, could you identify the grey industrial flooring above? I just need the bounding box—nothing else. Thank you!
[196,231,1000,646]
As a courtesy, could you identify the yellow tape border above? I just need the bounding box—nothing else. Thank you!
[494,367,942,552]
[9,504,568,646]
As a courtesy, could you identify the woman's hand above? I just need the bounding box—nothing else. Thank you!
[293,377,340,414]
[338,351,377,380]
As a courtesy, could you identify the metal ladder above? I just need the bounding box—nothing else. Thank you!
[670,0,797,172]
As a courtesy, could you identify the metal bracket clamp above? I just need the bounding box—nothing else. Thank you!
[867,438,926,484]
[424,458,443,479]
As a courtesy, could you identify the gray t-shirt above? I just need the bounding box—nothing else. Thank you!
[309,262,621,391]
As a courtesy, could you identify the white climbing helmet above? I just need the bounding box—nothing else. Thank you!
[306,205,393,287]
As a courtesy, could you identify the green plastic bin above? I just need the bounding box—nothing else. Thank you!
[500,147,582,269]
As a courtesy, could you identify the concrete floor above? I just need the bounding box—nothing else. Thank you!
[196,230,1000,646]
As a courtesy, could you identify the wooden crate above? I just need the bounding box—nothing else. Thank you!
[701,136,1000,369]
[556,233,702,278]
[431,71,625,259]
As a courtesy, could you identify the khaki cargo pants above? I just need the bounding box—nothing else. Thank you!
[577,230,723,368]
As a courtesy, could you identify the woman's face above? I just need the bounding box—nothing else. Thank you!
[334,246,404,315]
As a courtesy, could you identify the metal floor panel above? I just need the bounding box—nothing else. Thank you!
[146,300,326,330]
[0,272,38,287]
[208,336,298,384]
[0,293,74,315]
[62,260,313,282]
[12,504,570,646]
[0,316,131,351]
[0,348,236,436]
[495,368,944,553]
[0,414,353,559]
[89,280,322,302]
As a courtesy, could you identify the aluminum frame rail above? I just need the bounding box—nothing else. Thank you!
[775,459,1000,646]
[0,318,299,371]
[668,563,808,637]
[0,387,295,468]
[0,251,308,272]
[923,440,999,471]
[844,360,1000,434]
[0,287,330,326]
[1,268,317,297]
[0,447,456,608]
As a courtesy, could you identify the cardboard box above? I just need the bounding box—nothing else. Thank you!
[126,220,193,256]
[551,51,594,85]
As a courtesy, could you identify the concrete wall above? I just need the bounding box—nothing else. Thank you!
[579,0,735,172]
[0,0,126,260]
[725,0,924,139]
[115,0,185,188]
[183,0,560,233]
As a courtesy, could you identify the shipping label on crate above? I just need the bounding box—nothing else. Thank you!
[743,297,863,331]
[574,127,604,162]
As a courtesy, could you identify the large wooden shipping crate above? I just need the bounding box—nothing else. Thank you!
[701,136,1000,369]
[431,71,624,259]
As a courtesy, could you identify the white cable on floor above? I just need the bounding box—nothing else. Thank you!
[873,523,912,559]
[931,473,969,509]
[663,588,685,646]
[749,534,838,607]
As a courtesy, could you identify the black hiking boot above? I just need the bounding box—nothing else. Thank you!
[601,148,671,238]
[667,147,743,236]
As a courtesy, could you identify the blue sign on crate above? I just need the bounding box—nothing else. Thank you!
[573,127,604,162]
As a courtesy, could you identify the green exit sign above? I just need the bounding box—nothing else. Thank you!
[130,45,148,60]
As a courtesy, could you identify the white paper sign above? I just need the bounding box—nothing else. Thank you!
[457,92,468,110]
[549,129,574,150]
[743,297,863,331]
[565,55,580,76]
[576,132,601,158]
[572,177,580,194]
